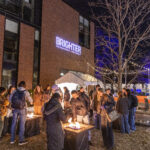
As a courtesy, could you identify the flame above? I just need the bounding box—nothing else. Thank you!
[67,118,80,129]
[68,118,72,123]
[27,113,34,118]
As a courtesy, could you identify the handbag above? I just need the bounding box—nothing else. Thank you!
[106,110,121,123]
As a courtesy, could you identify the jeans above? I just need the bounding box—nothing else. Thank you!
[77,115,91,141]
[129,107,136,131]
[101,121,114,149]
[94,113,101,129]
[120,114,130,134]
[11,109,26,142]
[0,116,4,137]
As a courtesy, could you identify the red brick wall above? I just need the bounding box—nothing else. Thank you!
[18,23,34,89]
[40,0,95,87]
[0,15,5,86]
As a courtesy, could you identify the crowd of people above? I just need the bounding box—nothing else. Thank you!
[0,81,138,150]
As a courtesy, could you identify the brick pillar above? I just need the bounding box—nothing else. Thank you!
[0,15,5,86]
[18,23,34,89]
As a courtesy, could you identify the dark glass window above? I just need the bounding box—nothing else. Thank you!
[0,0,42,26]
[5,0,20,15]
[32,30,40,88]
[79,16,90,49]
[2,19,19,88]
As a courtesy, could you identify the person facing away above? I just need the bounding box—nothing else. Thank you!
[9,81,33,146]
[116,91,130,134]
[0,87,9,141]
[33,85,44,115]
[43,93,66,150]
[126,89,138,132]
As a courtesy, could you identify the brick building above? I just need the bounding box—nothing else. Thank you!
[0,0,94,89]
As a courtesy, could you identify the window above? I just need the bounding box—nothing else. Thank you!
[2,19,19,88]
[5,0,20,15]
[79,16,90,49]
[32,30,40,88]
[0,0,42,26]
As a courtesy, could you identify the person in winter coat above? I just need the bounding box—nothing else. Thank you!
[43,84,51,103]
[0,87,9,141]
[63,87,70,109]
[116,91,130,134]
[93,88,104,130]
[97,93,114,150]
[126,89,138,131]
[3,86,16,135]
[33,85,44,115]
[43,93,66,150]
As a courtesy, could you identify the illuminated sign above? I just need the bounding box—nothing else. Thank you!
[56,36,81,55]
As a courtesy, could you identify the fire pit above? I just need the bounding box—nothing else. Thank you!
[63,118,94,150]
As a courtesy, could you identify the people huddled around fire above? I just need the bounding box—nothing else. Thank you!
[0,82,139,150]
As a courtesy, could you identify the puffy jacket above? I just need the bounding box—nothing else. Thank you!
[0,96,9,116]
[79,92,90,111]
[116,97,129,114]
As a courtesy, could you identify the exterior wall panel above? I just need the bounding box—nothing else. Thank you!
[18,23,34,89]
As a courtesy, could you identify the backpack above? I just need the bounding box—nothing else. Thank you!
[11,90,26,109]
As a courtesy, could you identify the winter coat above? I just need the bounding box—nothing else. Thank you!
[116,97,129,114]
[44,98,66,150]
[79,92,90,111]
[70,97,87,120]
[33,93,44,106]
[64,91,70,102]
[0,96,9,117]
[128,95,138,109]
[97,96,115,126]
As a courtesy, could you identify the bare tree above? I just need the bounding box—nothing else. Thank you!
[88,0,150,90]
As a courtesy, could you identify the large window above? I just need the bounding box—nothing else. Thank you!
[2,19,19,88]
[0,0,42,26]
[32,30,40,88]
[79,16,90,49]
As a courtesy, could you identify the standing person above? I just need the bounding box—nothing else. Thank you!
[126,89,138,132]
[116,91,130,134]
[3,86,16,135]
[93,88,104,130]
[33,85,44,115]
[63,87,70,109]
[97,93,114,150]
[71,90,92,145]
[10,81,33,145]
[105,88,116,106]
[89,89,94,118]
[43,93,66,150]
[43,84,51,103]
[0,87,9,141]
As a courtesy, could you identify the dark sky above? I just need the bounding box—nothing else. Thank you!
[63,0,91,18]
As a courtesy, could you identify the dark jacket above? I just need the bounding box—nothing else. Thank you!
[64,90,70,102]
[116,97,129,114]
[70,97,87,120]
[79,92,90,111]
[44,98,66,150]
[128,95,138,109]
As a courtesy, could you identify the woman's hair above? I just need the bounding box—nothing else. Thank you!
[8,85,16,95]
[118,91,124,99]
[102,94,110,104]
[64,87,69,92]
[34,85,43,94]
[52,93,61,99]
[0,87,6,95]
[45,84,50,91]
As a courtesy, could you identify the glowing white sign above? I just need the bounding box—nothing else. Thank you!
[56,36,81,55]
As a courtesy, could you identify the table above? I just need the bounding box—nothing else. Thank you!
[63,123,94,150]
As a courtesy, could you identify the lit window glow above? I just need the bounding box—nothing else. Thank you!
[56,36,81,55]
